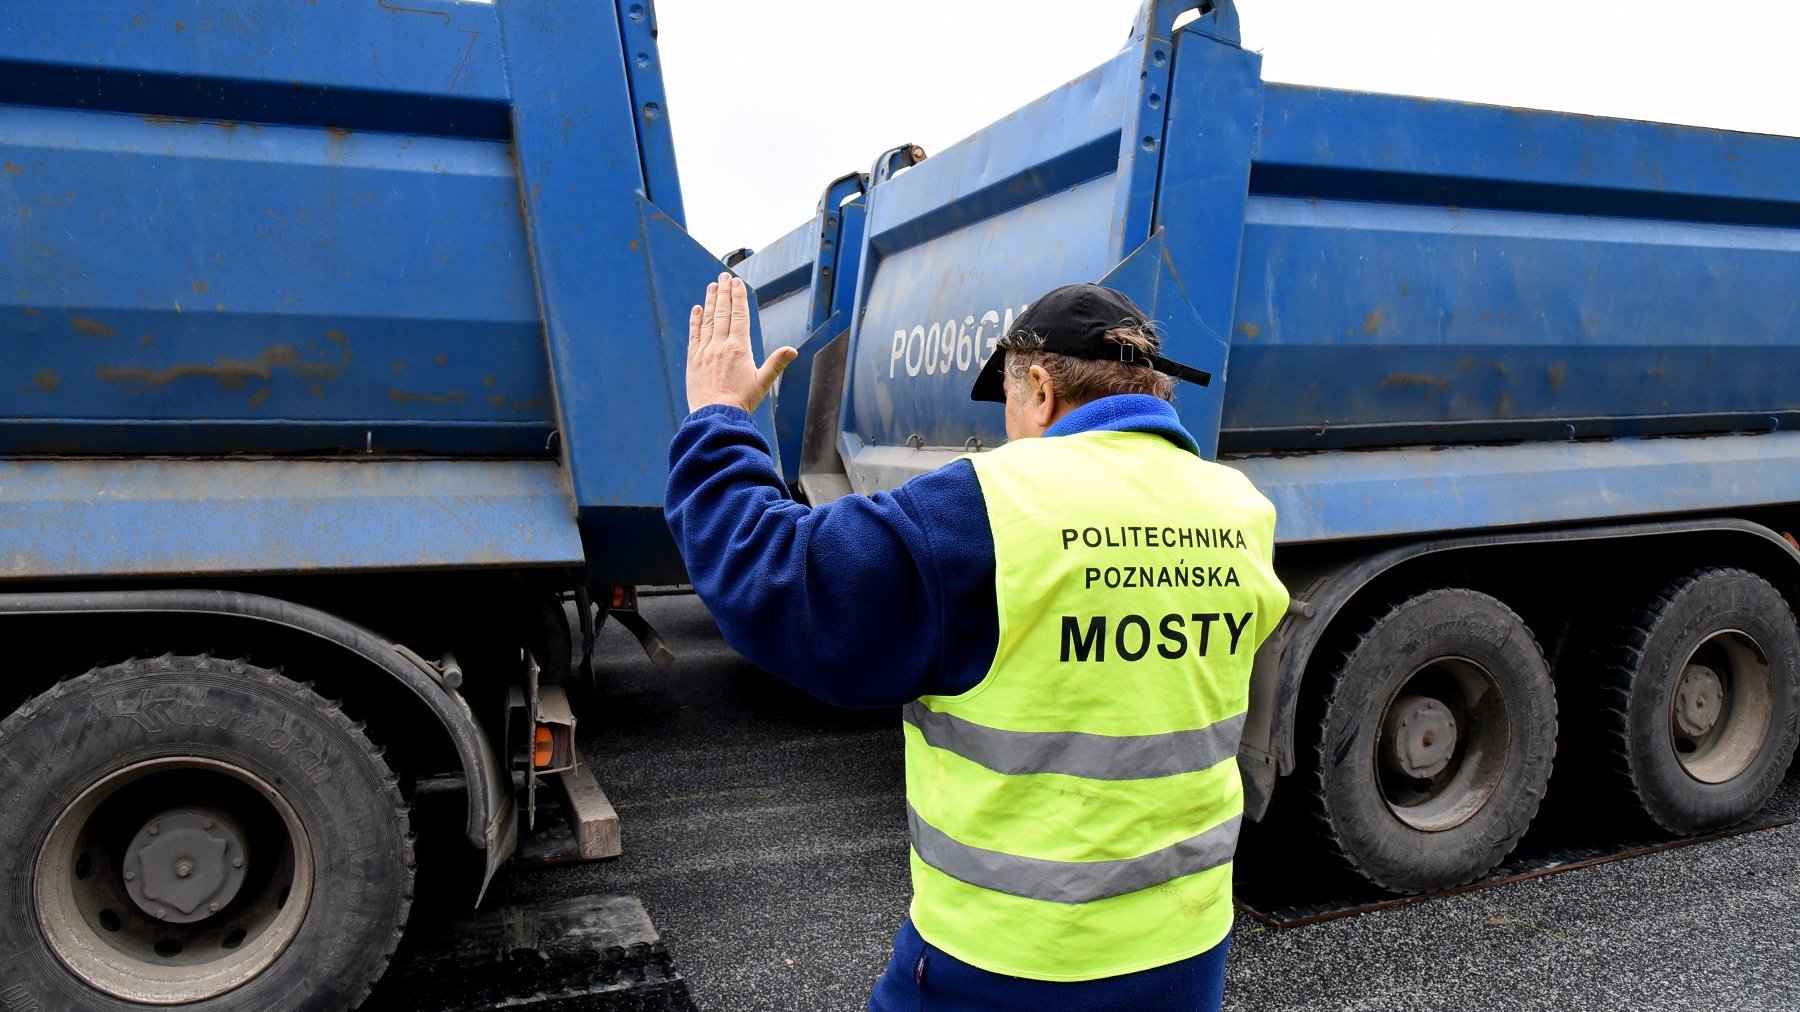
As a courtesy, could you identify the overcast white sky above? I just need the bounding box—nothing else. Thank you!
[653,0,1800,257]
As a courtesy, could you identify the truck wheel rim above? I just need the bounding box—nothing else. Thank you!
[1668,629,1773,785]
[35,757,314,1004]
[1375,657,1511,832]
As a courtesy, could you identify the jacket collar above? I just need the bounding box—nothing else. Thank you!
[1044,394,1202,456]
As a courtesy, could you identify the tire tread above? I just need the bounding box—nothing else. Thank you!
[1302,589,1557,894]
[1592,566,1799,835]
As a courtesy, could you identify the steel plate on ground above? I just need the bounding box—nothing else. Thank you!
[361,894,696,1012]
[1235,812,1796,931]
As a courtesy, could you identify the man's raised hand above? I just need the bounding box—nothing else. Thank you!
[686,272,798,415]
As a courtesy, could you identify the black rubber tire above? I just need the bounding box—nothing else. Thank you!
[1595,568,1800,834]
[1307,589,1558,894]
[0,656,414,1011]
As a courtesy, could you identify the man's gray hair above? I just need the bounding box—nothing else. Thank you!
[998,320,1176,404]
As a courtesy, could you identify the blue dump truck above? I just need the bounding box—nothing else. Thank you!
[737,0,1800,899]
[0,1,748,1007]
[1,0,1796,1007]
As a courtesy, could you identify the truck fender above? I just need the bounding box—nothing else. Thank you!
[0,588,516,886]
[1241,516,1800,820]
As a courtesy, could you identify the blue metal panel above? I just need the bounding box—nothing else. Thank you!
[834,8,1257,480]
[1137,19,1264,455]
[613,0,686,227]
[739,197,837,362]
[1114,0,1236,265]
[740,222,823,327]
[739,219,825,484]
[1,104,552,454]
[751,171,871,343]
[739,172,869,483]
[1253,84,1800,218]
[494,0,750,583]
[0,0,511,138]
[842,134,1124,457]
[1224,84,1800,452]
[0,459,583,579]
[1230,430,1800,545]
[1224,197,1800,451]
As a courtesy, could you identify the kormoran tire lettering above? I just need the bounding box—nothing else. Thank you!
[110,693,335,784]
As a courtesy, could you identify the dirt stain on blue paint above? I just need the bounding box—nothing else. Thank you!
[98,346,341,391]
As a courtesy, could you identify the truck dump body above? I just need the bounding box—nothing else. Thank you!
[4,0,548,457]
[1,0,742,583]
[751,1,1799,545]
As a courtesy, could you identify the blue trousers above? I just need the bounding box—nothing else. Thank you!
[868,917,1229,1012]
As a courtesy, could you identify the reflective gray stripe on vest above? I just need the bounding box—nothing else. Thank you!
[907,804,1241,904]
[902,701,1244,781]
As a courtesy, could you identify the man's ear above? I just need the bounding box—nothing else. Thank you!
[1027,363,1058,428]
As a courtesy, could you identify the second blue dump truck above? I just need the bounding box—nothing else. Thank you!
[737,0,1800,896]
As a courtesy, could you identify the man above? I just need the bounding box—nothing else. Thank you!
[667,274,1287,1010]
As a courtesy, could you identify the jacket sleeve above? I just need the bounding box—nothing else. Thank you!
[664,405,996,707]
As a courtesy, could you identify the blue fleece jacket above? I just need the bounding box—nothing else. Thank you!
[665,394,1228,1011]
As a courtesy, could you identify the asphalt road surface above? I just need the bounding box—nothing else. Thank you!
[480,594,1800,1012]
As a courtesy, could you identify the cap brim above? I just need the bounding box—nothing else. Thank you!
[970,349,1008,402]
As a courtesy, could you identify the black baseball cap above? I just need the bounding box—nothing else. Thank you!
[969,283,1212,402]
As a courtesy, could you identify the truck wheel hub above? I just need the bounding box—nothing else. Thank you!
[125,808,249,924]
[1382,694,1458,779]
[35,757,314,1003]
[1673,664,1724,738]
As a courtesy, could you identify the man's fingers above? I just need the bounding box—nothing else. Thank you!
[756,346,800,397]
[698,280,719,345]
[688,274,773,414]
[729,277,751,346]
[709,272,736,344]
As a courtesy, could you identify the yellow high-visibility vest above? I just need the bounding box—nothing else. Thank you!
[904,428,1287,981]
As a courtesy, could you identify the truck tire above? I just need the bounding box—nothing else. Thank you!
[1596,568,1800,834]
[0,655,414,1011]
[1306,589,1557,893]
